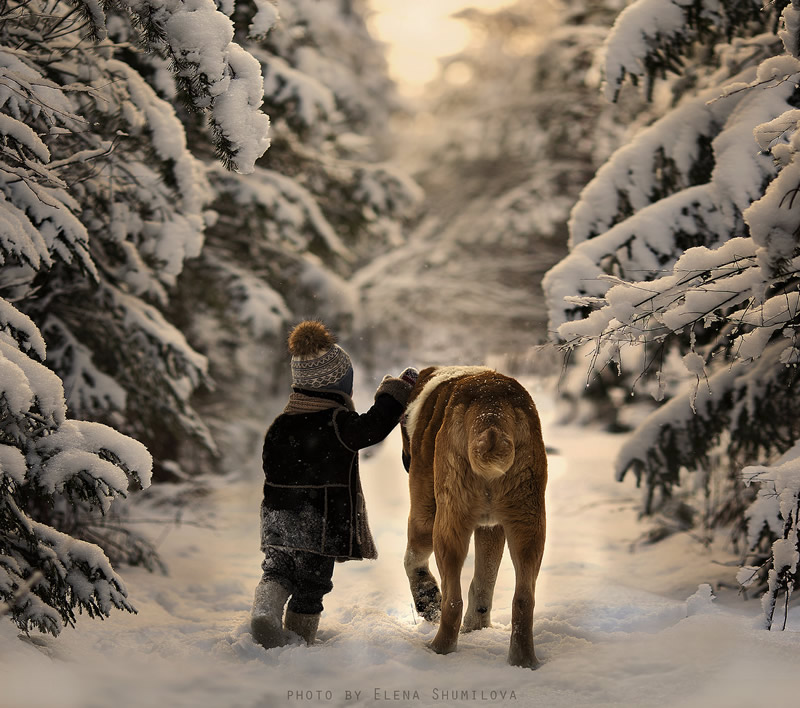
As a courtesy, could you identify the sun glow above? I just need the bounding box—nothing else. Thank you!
[368,0,513,94]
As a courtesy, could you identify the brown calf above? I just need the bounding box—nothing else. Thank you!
[401,366,547,669]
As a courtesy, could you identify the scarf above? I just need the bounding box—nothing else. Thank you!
[283,389,356,415]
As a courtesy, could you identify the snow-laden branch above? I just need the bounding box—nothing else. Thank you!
[548,55,800,334]
[209,164,354,261]
[42,316,127,417]
[601,0,768,101]
[616,342,796,511]
[97,0,272,173]
[254,49,337,134]
[741,441,800,630]
[555,237,760,348]
[213,257,291,339]
[569,81,749,248]
[779,0,800,58]
[1,298,153,635]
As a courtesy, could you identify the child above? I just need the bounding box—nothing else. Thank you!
[251,320,418,648]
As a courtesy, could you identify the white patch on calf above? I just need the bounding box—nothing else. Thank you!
[404,366,492,441]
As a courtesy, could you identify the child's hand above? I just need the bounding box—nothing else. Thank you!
[399,367,419,387]
[375,369,418,407]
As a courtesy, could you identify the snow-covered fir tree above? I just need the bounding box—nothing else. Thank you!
[544,0,800,628]
[0,0,269,631]
[0,0,271,473]
[357,0,632,366]
[0,303,154,634]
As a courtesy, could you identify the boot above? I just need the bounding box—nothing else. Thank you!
[284,610,320,645]
[251,580,291,649]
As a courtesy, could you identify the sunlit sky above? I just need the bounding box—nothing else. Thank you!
[368,0,513,93]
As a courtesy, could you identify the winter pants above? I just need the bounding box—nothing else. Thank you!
[260,547,335,615]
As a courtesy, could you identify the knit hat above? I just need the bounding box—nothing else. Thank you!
[288,321,354,394]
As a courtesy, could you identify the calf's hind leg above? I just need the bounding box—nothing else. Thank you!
[505,520,545,669]
[404,515,442,621]
[429,514,471,655]
[462,524,505,632]
[405,467,441,621]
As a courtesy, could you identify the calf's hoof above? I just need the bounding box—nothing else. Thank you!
[508,647,539,670]
[428,631,458,656]
[414,582,442,622]
[461,606,490,633]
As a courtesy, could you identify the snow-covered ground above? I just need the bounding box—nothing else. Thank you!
[3,379,800,708]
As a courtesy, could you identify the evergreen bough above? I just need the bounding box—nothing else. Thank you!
[545,0,800,628]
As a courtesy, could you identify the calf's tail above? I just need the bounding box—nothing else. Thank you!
[467,416,515,480]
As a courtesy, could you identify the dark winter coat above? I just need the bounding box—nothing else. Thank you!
[260,380,409,560]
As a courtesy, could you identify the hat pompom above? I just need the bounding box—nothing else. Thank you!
[288,320,336,359]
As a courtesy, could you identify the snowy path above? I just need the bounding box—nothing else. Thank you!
[3,381,800,708]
